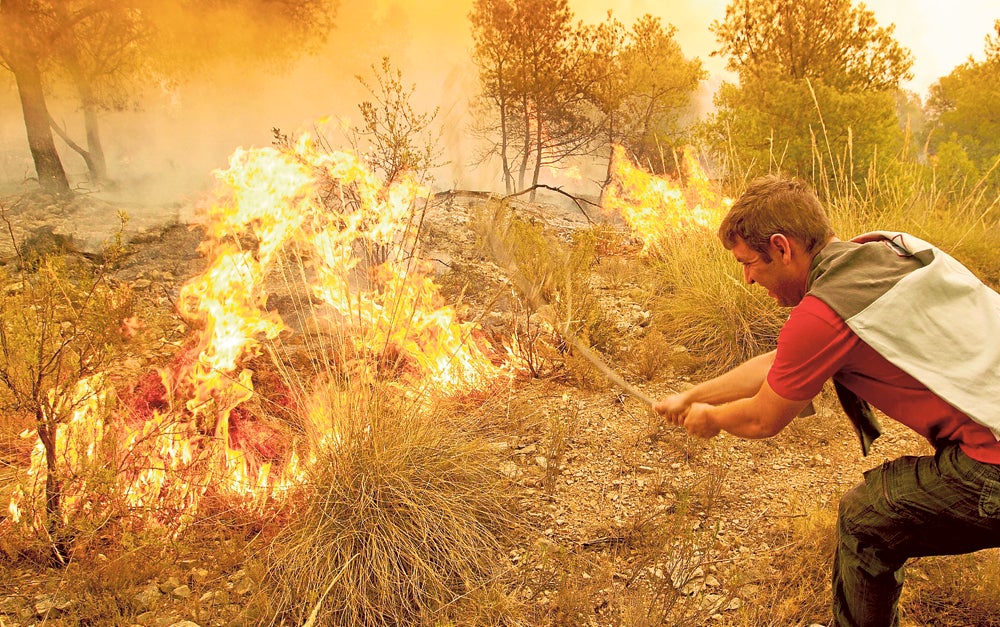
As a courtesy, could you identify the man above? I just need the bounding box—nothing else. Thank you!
[653,175,1000,627]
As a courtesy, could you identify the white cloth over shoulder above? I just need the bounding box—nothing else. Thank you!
[847,231,1000,440]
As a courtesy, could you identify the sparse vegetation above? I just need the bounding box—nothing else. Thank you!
[3,5,1000,625]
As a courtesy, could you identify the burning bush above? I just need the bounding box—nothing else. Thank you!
[4,135,522,562]
[0,225,138,562]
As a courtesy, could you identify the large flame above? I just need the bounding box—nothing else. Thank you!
[602,145,731,251]
[10,136,514,531]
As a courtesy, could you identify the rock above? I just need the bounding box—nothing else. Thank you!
[199,590,228,606]
[232,577,253,596]
[33,592,73,615]
[487,440,510,453]
[0,596,28,616]
[170,584,192,599]
[166,622,202,627]
[159,576,182,594]
[134,583,162,610]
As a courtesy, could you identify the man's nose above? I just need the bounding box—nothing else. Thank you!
[743,265,754,284]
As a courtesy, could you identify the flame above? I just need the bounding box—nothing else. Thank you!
[602,145,732,252]
[9,135,516,532]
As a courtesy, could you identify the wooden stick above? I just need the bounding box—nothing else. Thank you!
[483,220,655,408]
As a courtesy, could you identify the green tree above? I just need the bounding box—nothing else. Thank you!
[469,0,520,194]
[588,14,704,177]
[704,0,913,185]
[925,20,1000,187]
[0,0,71,194]
[471,4,703,195]
[471,0,595,198]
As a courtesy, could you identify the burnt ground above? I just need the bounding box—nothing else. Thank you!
[0,191,994,627]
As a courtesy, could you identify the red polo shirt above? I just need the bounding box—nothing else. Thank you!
[768,295,1000,464]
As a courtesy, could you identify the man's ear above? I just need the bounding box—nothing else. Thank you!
[769,233,793,263]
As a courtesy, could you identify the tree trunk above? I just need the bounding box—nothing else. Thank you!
[530,114,543,202]
[2,0,71,195]
[13,61,71,194]
[65,49,109,182]
[517,95,531,192]
[36,411,68,565]
[498,93,513,195]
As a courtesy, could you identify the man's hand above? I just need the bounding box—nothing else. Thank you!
[653,394,722,439]
[682,402,722,438]
[653,392,690,426]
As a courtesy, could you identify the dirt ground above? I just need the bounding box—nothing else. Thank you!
[0,191,987,627]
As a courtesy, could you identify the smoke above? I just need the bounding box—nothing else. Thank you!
[2,0,989,209]
[0,0,723,208]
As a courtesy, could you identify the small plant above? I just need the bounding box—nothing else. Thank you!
[901,550,1000,626]
[354,56,443,184]
[541,401,578,493]
[0,208,137,564]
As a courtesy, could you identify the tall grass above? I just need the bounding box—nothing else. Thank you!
[643,232,785,375]
[645,101,1000,378]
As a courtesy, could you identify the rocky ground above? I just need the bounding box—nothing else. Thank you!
[0,189,978,627]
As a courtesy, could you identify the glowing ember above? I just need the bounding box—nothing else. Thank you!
[9,136,515,532]
[602,144,732,251]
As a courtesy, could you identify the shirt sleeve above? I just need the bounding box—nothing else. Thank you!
[767,296,860,401]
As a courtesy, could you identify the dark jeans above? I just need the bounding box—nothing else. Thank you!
[832,444,1000,627]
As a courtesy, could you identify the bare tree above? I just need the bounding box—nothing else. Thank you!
[0,0,70,194]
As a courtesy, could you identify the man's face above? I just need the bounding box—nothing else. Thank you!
[730,236,805,307]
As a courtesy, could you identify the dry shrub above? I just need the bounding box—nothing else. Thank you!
[628,329,675,382]
[590,222,641,257]
[473,202,613,380]
[645,230,785,374]
[259,390,522,627]
[728,504,837,626]
[595,254,639,291]
[901,549,1000,626]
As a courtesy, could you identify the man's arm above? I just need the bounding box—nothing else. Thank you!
[683,380,811,439]
[653,349,811,439]
[653,350,776,417]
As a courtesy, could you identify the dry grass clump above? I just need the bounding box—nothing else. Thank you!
[727,504,837,626]
[522,499,734,626]
[258,390,523,627]
[644,231,785,374]
[902,549,1000,626]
